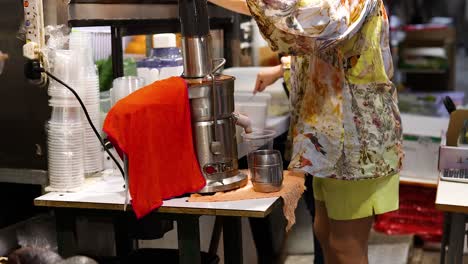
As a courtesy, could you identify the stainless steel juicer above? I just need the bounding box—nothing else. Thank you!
[179,0,248,193]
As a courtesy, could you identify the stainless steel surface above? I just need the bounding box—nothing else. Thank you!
[251,149,282,166]
[182,36,213,78]
[199,172,248,193]
[251,165,283,184]
[192,118,238,180]
[187,75,246,192]
[69,4,178,21]
[188,76,235,122]
[180,0,244,193]
[209,58,226,156]
[64,2,235,22]
[252,182,282,193]
[211,58,226,74]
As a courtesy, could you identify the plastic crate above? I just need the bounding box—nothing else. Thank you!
[374,185,443,243]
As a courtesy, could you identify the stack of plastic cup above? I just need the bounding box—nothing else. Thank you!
[70,30,104,175]
[48,51,86,191]
[71,27,112,62]
[48,50,83,107]
[110,76,145,106]
[47,107,85,190]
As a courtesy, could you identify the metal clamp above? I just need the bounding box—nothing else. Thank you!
[209,58,226,155]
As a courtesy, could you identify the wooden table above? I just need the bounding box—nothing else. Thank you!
[436,178,468,264]
[34,174,281,264]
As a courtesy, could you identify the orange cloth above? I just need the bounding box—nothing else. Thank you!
[104,77,206,218]
[189,170,305,231]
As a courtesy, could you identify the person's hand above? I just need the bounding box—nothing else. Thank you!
[254,65,283,94]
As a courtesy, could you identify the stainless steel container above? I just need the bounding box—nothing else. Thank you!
[250,150,283,193]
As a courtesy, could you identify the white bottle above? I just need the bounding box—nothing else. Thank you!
[152,33,184,80]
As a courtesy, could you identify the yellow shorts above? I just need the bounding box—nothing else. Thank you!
[313,174,399,220]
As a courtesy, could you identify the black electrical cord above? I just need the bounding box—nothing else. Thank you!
[41,69,126,179]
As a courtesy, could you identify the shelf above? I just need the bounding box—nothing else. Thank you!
[66,1,234,26]
[61,0,243,78]
[69,18,233,35]
[0,168,48,186]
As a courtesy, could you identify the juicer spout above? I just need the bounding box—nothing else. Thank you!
[234,112,253,134]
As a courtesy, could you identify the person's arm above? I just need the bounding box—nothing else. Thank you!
[254,64,283,94]
[208,0,251,16]
[253,56,290,94]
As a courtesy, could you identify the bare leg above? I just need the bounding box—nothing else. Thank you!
[327,216,373,264]
[313,200,330,264]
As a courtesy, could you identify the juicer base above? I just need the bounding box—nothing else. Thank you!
[198,172,248,193]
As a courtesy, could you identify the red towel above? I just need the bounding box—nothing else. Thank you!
[103,77,206,218]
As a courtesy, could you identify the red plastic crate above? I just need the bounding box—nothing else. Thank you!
[373,185,443,242]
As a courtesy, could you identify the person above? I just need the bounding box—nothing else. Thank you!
[255,59,325,264]
[208,0,403,263]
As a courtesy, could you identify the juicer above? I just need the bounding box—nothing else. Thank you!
[179,0,248,193]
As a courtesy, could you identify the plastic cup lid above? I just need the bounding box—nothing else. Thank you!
[241,129,276,140]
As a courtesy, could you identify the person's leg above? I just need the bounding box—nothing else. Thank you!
[303,175,325,264]
[313,200,330,264]
[327,216,374,264]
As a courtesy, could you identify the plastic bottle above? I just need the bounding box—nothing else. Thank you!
[136,33,183,83]
[151,33,184,80]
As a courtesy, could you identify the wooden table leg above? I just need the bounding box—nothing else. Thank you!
[55,209,78,258]
[447,213,466,264]
[177,216,201,264]
[223,216,243,264]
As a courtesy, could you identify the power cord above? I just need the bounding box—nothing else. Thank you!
[33,66,126,179]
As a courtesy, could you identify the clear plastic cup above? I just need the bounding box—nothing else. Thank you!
[242,129,277,178]
[111,76,145,105]
[50,107,82,124]
[46,109,85,191]
[241,129,276,152]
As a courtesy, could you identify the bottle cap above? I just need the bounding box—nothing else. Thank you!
[153,33,177,49]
